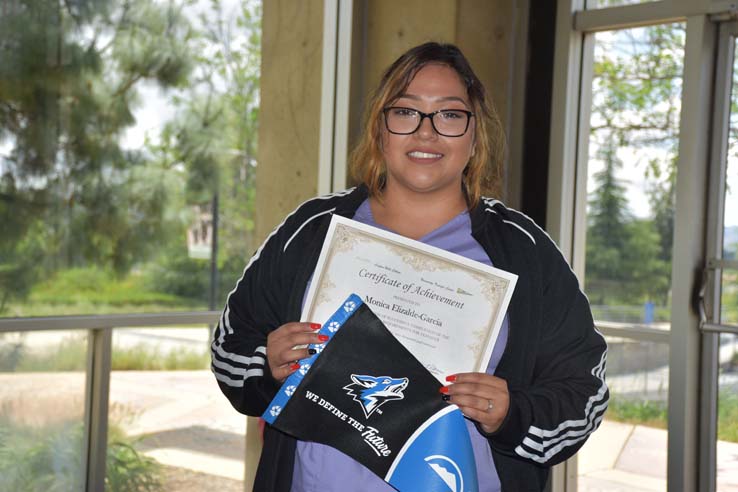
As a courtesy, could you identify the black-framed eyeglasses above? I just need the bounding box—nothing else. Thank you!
[382,106,474,137]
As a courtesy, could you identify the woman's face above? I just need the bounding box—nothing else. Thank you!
[381,63,475,199]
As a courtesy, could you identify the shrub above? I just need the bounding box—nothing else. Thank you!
[11,336,209,372]
[0,419,162,492]
[143,252,209,301]
[607,397,668,429]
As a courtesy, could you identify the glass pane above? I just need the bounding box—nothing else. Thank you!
[585,24,684,326]
[108,326,246,490]
[724,269,738,326]
[722,38,738,327]
[579,23,684,490]
[586,0,657,9]
[0,330,87,490]
[578,336,668,490]
[0,0,261,318]
[718,334,738,491]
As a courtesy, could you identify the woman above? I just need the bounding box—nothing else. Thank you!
[212,42,608,491]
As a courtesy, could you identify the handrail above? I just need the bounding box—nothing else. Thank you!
[596,320,671,343]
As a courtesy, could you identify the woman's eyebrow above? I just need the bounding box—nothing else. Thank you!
[399,93,469,105]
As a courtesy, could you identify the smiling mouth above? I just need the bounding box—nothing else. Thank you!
[407,151,443,159]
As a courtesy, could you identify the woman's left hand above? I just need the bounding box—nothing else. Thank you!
[441,373,510,434]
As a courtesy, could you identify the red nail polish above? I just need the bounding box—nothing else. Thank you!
[317,334,329,342]
[290,363,300,370]
[310,323,322,330]
[439,386,449,394]
[445,375,457,382]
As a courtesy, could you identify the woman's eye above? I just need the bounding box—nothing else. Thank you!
[392,108,416,117]
[439,110,463,120]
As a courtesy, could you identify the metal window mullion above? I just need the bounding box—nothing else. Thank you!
[317,0,339,196]
[572,33,596,280]
[575,2,685,33]
[331,0,353,192]
[699,21,738,492]
[83,327,112,492]
[547,1,586,490]
[547,0,586,260]
[667,14,716,492]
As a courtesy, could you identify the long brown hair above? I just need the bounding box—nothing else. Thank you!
[350,42,506,207]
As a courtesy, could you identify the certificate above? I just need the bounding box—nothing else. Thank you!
[301,215,517,382]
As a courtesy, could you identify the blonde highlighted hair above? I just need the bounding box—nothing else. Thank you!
[350,42,506,207]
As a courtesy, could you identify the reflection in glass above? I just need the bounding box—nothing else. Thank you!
[107,326,246,490]
[718,334,738,491]
[0,330,87,490]
[0,0,261,318]
[578,336,668,490]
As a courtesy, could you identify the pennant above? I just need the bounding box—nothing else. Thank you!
[263,294,478,492]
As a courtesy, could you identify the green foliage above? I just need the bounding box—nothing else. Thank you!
[0,0,262,312]
[105,441,162,492]
[154,0,262,273]
[143,249,210,301]
[607,393,738,443]
[110,343,209,371]
[0,0,198,307]
[607,397,668,429]
[5,335,209,372]
[718,392,738,443]
[586,25,684,308]
[0,418,162,492]
[28,267,186,307]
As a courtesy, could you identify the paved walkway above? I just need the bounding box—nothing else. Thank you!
[109,370,247,483]
[579,419,738,491]
[2,369,738,490]
[3,328,738,490]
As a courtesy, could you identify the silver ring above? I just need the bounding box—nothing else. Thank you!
[487,399,494,412]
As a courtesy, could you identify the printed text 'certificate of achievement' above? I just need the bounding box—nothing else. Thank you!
[301,215,518,382]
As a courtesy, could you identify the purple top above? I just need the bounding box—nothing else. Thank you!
[291,199,509,492]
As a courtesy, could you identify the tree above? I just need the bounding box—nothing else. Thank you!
[585,142,631,304]
[148,0,262,304]
[0,0,197,310]
[586,24,684,308]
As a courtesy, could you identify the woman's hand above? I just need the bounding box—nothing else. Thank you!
[440,373,510,434]
[266,322,326,382]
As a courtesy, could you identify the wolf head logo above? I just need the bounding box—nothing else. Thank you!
[343,374,409,418]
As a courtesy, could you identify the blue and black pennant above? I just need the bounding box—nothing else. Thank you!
[263,294,478,492]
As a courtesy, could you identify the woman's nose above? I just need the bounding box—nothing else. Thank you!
[415,115,438,140]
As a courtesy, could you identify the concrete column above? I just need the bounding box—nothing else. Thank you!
[255,0,324,242]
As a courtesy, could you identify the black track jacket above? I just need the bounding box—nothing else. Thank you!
[211,185,609,491]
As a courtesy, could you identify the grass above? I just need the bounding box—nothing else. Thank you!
[607,393,738,442]
[111,343,210,371]
[607,397,668,429]
[2,267,206,317]
[4,336,210,372]
[718,392,738,443]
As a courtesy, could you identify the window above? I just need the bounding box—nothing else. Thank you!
[0,0,261,317]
